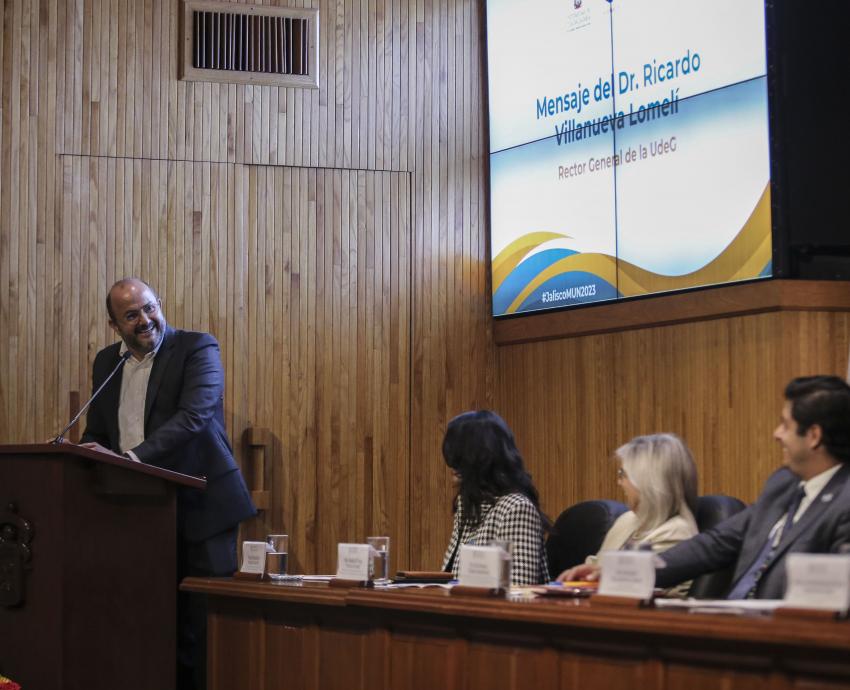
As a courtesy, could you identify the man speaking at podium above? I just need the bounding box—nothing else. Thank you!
[79,277,256,690]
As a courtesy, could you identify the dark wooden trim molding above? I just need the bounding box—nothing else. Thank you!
[494,279,850,345]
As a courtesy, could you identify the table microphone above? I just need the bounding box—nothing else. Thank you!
[52,350,133,445]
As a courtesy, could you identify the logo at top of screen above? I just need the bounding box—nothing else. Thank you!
[566,0,592,31]
[573,0,612,8]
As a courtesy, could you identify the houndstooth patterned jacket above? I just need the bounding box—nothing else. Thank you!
[441,493,549,585]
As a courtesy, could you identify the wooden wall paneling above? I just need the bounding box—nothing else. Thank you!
[78,155,91,403]
[135,0,147,160]
[354,171,369,547]
[95,0,104,154]
[377,0,388,172]
[245,163,259,436]
[356,0,368,170]
[24,1,38,432]
[372,173,384,543]
[106,0,118,156]
[87,0,99,152]
[252,83,263,164]
[391,173,411,567]
[126,0,138,158]
[314,168,333,557]
[6,0,848,596]
[231,162,250,456]
[294,166,319,571]
[390,0,401,172]
[267,165,288,540]
[146,2,158,158]
[497,334,619,523]
[410,0,438,572]
[117,0,129,156]
[332,0,343,169]
[15,0,26,419]
[262,166,276,436]
[57,155,72,426]
[200,162,212,328]
[80,0,92,154]
[0,2,6,434]
[47,0,426,168]
[343,0,353,169]
[3,0,20,435]
[496,311,850,520]
[268,84,278,166]
[48,1,61,431]
[35,2,52,431]
[0,0,513,575]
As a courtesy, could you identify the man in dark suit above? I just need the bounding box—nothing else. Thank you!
[80,277,256,690]
[656,375,850,598]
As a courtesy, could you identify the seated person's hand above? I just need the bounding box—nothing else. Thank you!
[556,563,601,583]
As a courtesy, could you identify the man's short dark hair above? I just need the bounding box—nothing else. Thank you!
[785,375,850,463]
[105,278,157,321]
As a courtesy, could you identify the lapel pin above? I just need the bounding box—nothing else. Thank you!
[821,493,833,503]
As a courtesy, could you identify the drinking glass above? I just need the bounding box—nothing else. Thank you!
[266,534,289,581]
[367,536,390,583]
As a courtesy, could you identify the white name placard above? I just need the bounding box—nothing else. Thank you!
[336,543,372,580]
[240,541,268,575]
[458,545,507,589]
[598,550,656,599]
[784,553,850,612]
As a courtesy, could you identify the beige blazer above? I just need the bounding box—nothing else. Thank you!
[589,511,698,564]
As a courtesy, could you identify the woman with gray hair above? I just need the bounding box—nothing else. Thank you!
[556,433,698,583]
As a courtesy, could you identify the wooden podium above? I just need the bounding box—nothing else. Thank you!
[0,444,205,690]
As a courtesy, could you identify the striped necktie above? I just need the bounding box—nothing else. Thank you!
[726,484,806,600]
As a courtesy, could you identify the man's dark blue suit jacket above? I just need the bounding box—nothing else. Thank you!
[81,326,256,549]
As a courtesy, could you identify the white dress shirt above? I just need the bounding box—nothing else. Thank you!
[791,463,842,523]
[769,463,842,546]
[118,342,161,456]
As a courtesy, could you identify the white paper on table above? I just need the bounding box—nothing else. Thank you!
[457,545,505,589]
[598,550,656,599]
[653,598,785,613]
[240,541,267,575]
[336,543,371,580]
[784,553,850,612]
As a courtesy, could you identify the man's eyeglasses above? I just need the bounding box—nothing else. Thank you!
[121,301,160,325]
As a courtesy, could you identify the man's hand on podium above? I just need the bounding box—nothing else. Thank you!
[79,441,139,462]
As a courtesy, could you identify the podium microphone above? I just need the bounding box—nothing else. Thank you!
[52,350,133,445]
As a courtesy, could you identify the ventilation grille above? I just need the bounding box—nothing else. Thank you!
[182,1,319,89]
[191,11,308,75]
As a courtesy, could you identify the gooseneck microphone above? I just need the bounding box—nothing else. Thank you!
[52,350,133,445]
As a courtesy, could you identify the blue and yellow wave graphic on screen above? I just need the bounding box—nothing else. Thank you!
[492,185,771,315]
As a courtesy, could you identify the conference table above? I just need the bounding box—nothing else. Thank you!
[181,577,850,690]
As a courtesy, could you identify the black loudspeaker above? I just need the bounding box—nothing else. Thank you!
[768,1,850,279]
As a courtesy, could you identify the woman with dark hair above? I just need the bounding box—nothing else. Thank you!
[440,410,549,585]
